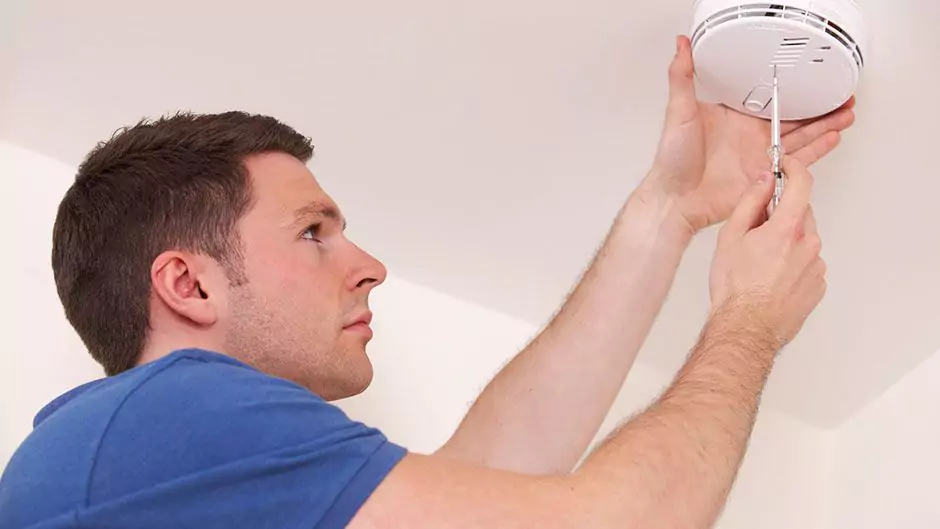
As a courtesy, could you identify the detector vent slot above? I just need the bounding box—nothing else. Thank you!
[772,36,808,67]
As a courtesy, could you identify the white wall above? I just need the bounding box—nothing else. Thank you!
[1,140,831,529]
[0,142,104,464]
[828,348,940,529]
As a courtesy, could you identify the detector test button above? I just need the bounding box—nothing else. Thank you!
[743,85,774,112]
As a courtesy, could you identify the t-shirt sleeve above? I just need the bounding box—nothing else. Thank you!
[80,355,407,529]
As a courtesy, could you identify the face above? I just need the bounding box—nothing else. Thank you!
[222,152,387,400]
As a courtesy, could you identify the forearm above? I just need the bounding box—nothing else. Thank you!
[439,173,694,474]
[573,303,779,528]
[354,157,824,529]
[356,306,782,529]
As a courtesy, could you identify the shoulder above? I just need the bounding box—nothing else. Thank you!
[95,347,380,463]
[125,347,335,417]
[3,348,406,529]
[119,348,366,444]
[90,349,405,507]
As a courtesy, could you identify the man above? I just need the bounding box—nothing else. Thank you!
[0,36,852,528]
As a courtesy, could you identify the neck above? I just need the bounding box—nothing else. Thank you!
[137,328,225,368]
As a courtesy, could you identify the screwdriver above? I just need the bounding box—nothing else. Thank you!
[769,65,785,214]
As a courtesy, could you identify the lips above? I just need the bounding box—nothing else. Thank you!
[343,311,374,340]
[344,311,373,329]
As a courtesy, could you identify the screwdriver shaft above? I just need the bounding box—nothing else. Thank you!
[770,65,784,212]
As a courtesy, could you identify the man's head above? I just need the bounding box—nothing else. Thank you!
[52,112,386,399]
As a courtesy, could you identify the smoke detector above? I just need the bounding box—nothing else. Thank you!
[690,1,869,121]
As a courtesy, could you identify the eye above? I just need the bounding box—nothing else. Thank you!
[301,223,322,242]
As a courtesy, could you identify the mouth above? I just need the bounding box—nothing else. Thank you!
[343,311,374,339]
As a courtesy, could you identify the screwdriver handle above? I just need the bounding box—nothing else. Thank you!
[768,170,785,217]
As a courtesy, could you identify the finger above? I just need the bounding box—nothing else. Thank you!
[798,208,823,269]
[782,107,855,160]
[797,257,828,292]
[781,96,856,136]
[781,207,822,274]
[791,131,842,167]
[784,109,853,159]
[804,204,819,239]
[844,95,857,109]
[813,257,828,281]
[794,231,823,272]
[793,257,829,307]
[718,171,775,246]
[771,156,815,228]
[782,96,855,134]
[665,35,698,127]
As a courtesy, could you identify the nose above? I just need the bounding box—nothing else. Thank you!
[345,242,387,292]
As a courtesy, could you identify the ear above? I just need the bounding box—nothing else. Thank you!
[150,251,220,327]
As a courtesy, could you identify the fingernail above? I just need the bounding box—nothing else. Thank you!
[676,36,681,54]
[757,171,772,184]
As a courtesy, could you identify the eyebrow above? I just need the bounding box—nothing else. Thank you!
[291,202,347,230]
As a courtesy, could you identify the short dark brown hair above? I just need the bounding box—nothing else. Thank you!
[52,111,314,376]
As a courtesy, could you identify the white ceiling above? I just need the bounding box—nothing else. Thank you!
[3,0,938,428]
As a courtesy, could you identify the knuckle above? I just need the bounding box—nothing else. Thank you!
[785,220,805,243]
[805,171,816,187]
[806,234,823,254]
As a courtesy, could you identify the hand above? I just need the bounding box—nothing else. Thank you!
[708,156,827,349]
[647,35,856,233]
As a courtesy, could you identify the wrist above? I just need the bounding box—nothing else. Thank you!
[636,167,700,236]
[620,171,697,245]
[705,296,785,356]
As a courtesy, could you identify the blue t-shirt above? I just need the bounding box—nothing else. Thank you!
[0,348,407,529]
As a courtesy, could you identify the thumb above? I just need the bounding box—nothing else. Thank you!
[719,173,775,246]
[665,35,698,127]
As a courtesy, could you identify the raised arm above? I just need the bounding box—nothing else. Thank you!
[437,36,854,474]
[352,156,826,528]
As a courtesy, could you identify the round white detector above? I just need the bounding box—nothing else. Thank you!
[690,0,869,121]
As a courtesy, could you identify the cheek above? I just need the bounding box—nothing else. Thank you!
[245,237,307,285]
[244,242,341,313]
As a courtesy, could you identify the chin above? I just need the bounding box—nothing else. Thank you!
[319,355,374,401]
